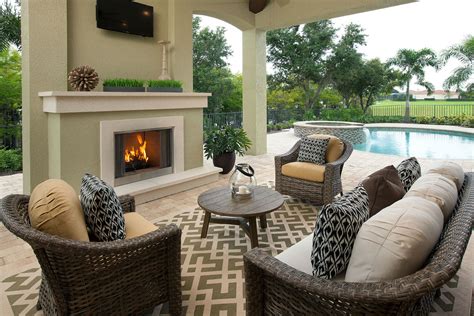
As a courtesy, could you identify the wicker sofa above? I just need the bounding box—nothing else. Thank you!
[275,138,353,205]
[0,194,182,316]
[244,172,473,315]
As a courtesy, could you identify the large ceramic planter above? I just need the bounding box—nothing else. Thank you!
[103,86,145,92]
[213,152,236,174]
[147,87,183,92]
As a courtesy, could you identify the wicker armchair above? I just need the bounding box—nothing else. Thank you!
[244,173,473,315]
[275,139,353,205]
[0,194,182,316]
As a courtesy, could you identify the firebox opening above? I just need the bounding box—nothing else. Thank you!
[114,128,173,186]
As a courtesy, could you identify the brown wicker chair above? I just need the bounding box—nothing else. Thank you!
[0,194,182,316]
[275,138,353,205]
[244,172,473,315]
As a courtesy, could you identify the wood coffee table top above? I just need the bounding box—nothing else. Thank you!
[197,186,284,217]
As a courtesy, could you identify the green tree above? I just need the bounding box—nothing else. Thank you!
[0,48,22,147]
[352,59,399,113]
[441,35,474,91]
[223,73,242,112]
[267,21,366,112]
[388,48,438,121]
[0,1,21,51]
[193,16,237,113]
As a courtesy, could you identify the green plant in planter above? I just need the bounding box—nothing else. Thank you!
[103,78,145,87]
[147,80,183,88]
[204,125,252,174]
[147,79,183,92]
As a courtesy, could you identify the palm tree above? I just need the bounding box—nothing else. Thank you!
[441,35,474,91]
[0,1,21,51]
[388,48,438,122]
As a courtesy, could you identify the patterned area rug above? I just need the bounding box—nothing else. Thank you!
[1,194,472,315]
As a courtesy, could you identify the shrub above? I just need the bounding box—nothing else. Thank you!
[0,148,22,173]
[103,78,145,87]
[147,80,182,88]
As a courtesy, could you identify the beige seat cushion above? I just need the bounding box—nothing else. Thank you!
[345,197,443,283]
[282,162,326,182]
[124,212,158,239]
[28,179,89,241]
[308,134,344,163]
[405,173,458,222]
[426,161,464,190]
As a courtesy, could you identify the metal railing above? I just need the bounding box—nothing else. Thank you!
[370,104,474,117]
[0,125,22,149]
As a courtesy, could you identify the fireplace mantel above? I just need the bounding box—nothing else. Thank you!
[39,91,211,113]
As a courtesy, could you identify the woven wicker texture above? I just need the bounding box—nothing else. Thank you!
[244,172,473,315]
[0,194,182,316]
[275,139,353,205]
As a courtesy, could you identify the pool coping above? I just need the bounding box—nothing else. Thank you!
[365,123,474,135]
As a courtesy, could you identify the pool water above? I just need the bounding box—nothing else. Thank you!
[354,128,474,160]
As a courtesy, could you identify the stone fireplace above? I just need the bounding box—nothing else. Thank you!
[40,91,220,204]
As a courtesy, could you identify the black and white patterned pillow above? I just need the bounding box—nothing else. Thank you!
[396,157,421,192]
[311,186,369,279]
[297,137,329,165]
[80,173,126,241]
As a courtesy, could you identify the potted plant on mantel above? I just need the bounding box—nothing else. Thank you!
[204,125,252,174]
[103,78,145,92]
[147,79,183,92]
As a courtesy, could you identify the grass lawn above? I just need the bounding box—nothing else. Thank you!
[371,100,474,117]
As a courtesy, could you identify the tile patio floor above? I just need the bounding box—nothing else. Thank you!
[0,128,472,315]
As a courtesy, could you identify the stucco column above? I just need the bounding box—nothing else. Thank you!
[168,0,193,91]
[21,0,68,193]
[243,28,267,155]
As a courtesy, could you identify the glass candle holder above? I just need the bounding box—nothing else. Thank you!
[229,163,257,200]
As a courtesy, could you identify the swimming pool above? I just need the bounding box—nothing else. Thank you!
[354,128,474,160]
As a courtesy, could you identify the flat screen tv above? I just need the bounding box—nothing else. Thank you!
[96,0,154,37]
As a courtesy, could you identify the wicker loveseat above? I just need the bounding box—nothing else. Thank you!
[275,138,353,205]
[0,194,182,316]
[244,172,473,315]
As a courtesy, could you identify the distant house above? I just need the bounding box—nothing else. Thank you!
[410,90,460,100]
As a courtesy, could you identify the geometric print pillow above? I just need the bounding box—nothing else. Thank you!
[311,185,369,279]
[396,157,421,192]
[80,173,126,241]
[297,136,329,165]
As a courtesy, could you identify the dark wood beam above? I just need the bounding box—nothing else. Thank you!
[249,0,268,14]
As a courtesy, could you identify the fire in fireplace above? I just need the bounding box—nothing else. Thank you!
[115,129,172,186]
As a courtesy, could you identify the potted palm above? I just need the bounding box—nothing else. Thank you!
[103,78,145,92]
[147,80,183,92]
[204,125,252,174]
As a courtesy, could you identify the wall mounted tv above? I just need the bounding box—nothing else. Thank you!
[96,0,154,37]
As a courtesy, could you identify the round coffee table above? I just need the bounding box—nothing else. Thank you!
[198,186,284,248]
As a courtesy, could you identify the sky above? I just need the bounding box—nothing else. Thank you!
[198,0,474,91]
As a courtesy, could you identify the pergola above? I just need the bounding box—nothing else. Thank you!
[21,0,413,193]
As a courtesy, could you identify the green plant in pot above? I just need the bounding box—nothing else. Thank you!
[147,79,183,92]
[204,125,252,174]
[103,78,145,92]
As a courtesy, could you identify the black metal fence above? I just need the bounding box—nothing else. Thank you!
[370,104,474,117]
[0,125,21,149]
[204,108,306,129]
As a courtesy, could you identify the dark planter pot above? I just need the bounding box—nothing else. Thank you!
[147,87,183,92]
[213,152,236,174]
[103,86,145,92]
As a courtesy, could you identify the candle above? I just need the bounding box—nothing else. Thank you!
[238,186,250,194]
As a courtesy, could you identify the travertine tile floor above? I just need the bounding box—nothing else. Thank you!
[0,129,472,315]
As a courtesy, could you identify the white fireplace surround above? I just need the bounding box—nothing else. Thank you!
[100,116,185,186]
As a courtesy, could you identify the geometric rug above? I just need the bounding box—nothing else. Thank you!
[1,194,472,315]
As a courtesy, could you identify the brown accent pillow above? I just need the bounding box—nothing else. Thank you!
[361,166,405,217]
[28,179,89,241]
